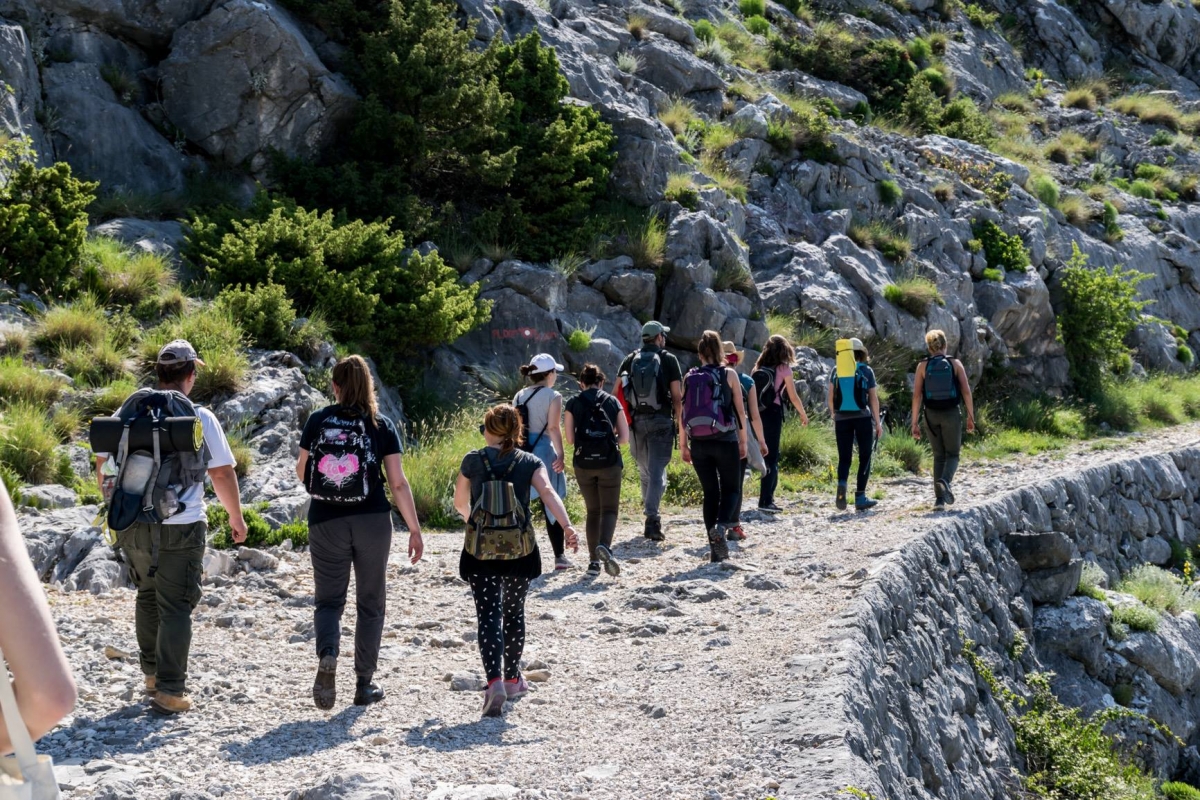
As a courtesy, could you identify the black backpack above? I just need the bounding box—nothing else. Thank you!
[624,350,665,414]
[516,386,548,452]
[923,355,959,403]
[752,367,777,413]
[574,391,620,468]
[304,408,380,505]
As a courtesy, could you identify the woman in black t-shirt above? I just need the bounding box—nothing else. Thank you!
[454,404,578,718]
[297,355,423,711]
[563,364,630,577]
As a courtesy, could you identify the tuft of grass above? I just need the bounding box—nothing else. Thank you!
[1162,783,1200,800]
[879,433,927,474]
[884,277,942,317]
[34,295,110,357]
[92,378,139,416]
[713,261,754,293]
[981,268,1003,282]
[738,0,766,16]
[765,312,797,340]
[1111,93,1184,131]
[626,13,650,39]
[623,213,667,271]
[659,97,697,136]
[933,182,955,203]
[616,51,642,75]
[137,305,248,401]
[692,18,716,42]
[1110,602,1159,633]
[550,252,587,282]
[0,326,29,359]
[403,408,489,528]
[664,173,701,210]
[0,358,66,407]
[878,179,902,205]
[996,92,1034,113]
[1117,564,1184,614]
[566,326,593,352]
[1077,561,1108,601]
[0,401,64,485]
[1057,194,1092,228]
[848,219,911,262]
[745,15,770,35]
[59,339,128,388]
[699,152,748,203]
[777,417,837,472]
[227,431,254,480]
[79,236,174,308]
[1027,173,1060,208]
[713,20,770,72]
[1061,88,1097,110]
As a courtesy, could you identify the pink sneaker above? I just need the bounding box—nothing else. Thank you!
[504,675,529,700]
[481,679,507,718]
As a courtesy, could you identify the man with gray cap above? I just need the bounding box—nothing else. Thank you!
[95,339,247,714]
[617,321,684,541]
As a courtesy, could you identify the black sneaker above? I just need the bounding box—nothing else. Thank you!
[758,502,782,513]
[708,526,730,563]
[854,493,878,512]
[835,483,847,511]
[353,681,385,706]
[313,653,337,710]
[644,517,665,541]
[596,544,621,577]
[586,561,601,576]
[934,498,946,511]
[938,480,955,505]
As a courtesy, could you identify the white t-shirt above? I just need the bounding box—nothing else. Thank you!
[98,406,236,526]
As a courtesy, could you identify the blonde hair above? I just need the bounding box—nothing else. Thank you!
[331,355,379,427]
[925,329,948,354]
[484,404,523,455]
[697,330,724,365]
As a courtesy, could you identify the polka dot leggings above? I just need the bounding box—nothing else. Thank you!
[468,575,531,682]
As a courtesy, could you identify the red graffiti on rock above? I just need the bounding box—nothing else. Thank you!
[492,327,559,342]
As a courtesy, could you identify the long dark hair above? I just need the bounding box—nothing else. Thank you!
[755,335,795,371]
[332,355,379,427]
[697,330,724,366]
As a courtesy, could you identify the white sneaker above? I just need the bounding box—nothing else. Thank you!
[554,555,572,570]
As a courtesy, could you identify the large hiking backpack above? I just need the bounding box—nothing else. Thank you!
[574,391,619,468]
[303,409,380,504]
[515,386,547,452]
[464,450,536,560]
[101,389,208,532]
[624,350,665,414]
[682,365,737,440]
[831,364,871,413]
[923,355,959,403]
[752,367,777,413]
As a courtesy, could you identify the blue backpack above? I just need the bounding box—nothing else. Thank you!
[832,365,870,413]
[923,355,959,402]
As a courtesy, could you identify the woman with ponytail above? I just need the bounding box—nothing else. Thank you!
[454,404,578,718]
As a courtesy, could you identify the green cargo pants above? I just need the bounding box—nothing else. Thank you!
[922,405,963,488]
[116,521,206,696]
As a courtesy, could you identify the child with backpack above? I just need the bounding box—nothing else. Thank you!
[563,364,630,577]
[513,354,571,570]
[827,338,882,512]
[454,404,579,717]
[723,341,769,541]
[910,329,976,509]
[681,331,749,562]
[298,355,424,711]
[751,335,810,513]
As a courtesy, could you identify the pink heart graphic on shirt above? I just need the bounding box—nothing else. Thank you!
[317,454,360,489]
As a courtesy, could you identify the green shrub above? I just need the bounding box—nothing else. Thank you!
[1179,344,1195,364]
[34,295,109,357]
[879,433,927,473]
[878,179,902,205]
[0,153,97,294]
[848,219,911,262]
[402,407,485,527]
[1028,173,1060,208]
[0,358,66,407]
[188,195,489,383]
[770,25,917,114]
[1059,244,1149,400]
[777,417,836,471]
[1089,382,1141,431]
[963,2,996,27]
[1117,564,1183,613]
[0,326,28,359]
[276,520,310,548]
[884,278,942,316]
[664,173,700,210]
[1149,130,1175,147]
[901,77,994,145]
[208,504,273,550]
[0,401,65,485]
[1110,682,1134,707]
[1103,200,1124,243]
[138,305,248,401]
[918,66,953,98]
[1111,602,1159,633]
[1129,180,1156,200]
[271,0,616,262]
[739,0,766,17]
[1162,783,1200,800]
[215,283,297,351]
[79,237,173,308]
[692,19,716,42]
[566,327,592,352]
[745,14,770,35]
[907,38,932,64]
[974,220,1030,271]
[981,268,1003,282]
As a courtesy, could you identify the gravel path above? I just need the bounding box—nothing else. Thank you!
[39,424,1200,800]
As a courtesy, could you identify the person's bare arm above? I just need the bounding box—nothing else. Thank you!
[95,455,107,490]
[454,473,472,521]
[616,409,630,446]
[208,465,247,543]
[955,359,977,433]
[531,467,578,552]
[869,387,882,439]
[563,410,576,448]
[748,385,768,456]
[672,378,689,462]
[729,370,748,460]
[296,448,308,483]
[784,373,809,424]
[548,395,565,473]
[826,382,835,417]
[911,362,926,439]
[382,453,423,564]
[0,479,76,753]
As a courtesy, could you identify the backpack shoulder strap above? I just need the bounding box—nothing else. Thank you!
[478,448,497,480]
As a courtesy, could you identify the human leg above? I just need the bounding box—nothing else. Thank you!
[575,468,603,562]
[642,417,674,521]
[835,419,855,486]
[469,575,504,682]
[117,524,159,681]
[854,416,875,494]
[149,522,205,698]
[500,577,531,681]
[309,518,353,660]
[689,440,722,531]
[758,407,783,507]
[713,442,743,526]
[349,512,393,683]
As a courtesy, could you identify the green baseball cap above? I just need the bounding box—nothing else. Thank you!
[641,321,670,339]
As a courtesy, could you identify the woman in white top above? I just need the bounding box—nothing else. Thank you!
[513,353,571,570]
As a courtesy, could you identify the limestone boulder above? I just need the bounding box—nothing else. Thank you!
[1131,321,1189,375]
[1004,531,1074,571]
[289,765,414,800]
[1033,596,1110,675]
[1100,0,1200,75]
[40,0,214,49]
[1018,0,1104,82]
[0,20,50,163]
[632,39,723,97]
[596,270,656,322]
[41,61,188,195]
[160,0,357,172]
[1114,608,1200,696]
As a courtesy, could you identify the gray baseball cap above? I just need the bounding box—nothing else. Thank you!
[157,339,205,366]
[641,321,670,339]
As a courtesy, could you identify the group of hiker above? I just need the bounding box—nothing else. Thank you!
[72,321,976,723]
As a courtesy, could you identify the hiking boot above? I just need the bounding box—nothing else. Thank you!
[554,555,572,571]
[143,675,156,696]
[934,498,946,511]
[938,480,955,506]
[644,517,665,542]
[150,691,192,715]
[596,544,621,577]
[835,483,847,511]
[708,526,730,563]
[353,681,385,706]
[725,525,746,541]
[854,493,878,512]
[481,679,507,718]
[586,561,601,576]
[504,676,530,700]
[933,479,945,504]
[313,653,338,711]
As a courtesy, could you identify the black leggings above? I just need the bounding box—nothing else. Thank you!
[546,519,565,558]
[835,416,875,493]
[468,575,531,682]
[759,405,783,507]
[690,439,742,531]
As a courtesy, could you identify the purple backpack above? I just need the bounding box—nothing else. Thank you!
[682,365,737,440]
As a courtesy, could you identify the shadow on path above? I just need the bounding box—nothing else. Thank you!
[219,706,372,764]
[404,716,546,752]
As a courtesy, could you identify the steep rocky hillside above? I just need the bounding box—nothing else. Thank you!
[2,0,1200,395]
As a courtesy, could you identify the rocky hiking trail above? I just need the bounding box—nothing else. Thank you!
[39,424,1200,800]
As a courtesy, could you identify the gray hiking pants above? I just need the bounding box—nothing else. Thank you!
[630,415,674,519]
[923,405,963,487]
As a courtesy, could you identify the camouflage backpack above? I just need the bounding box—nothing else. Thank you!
[464,450,536,561]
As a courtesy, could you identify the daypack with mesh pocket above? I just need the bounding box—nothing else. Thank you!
[464,450,536,560]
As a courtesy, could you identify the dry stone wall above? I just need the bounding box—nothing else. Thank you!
[755,447,1200,799]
